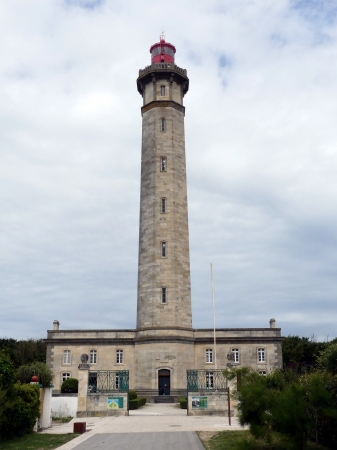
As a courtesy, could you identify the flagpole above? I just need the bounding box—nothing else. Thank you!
[210,263,217,370]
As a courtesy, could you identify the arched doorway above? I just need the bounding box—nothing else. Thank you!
[158,369,170,396]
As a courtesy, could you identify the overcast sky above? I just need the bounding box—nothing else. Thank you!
[1,0,336,341]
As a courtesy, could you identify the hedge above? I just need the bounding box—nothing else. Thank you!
[128,389,137,400]
[129,397,146,410]
[61,378,78,393]
[180,397,187,409]
[0,382,40,440]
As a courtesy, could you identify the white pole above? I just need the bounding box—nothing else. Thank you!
[210,263,217,370]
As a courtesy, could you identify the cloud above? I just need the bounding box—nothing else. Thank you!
[0,0,336,342]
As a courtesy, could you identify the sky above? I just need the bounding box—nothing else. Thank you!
[1,0,336,341]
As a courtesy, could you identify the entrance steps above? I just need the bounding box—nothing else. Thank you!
[154,396,175,403]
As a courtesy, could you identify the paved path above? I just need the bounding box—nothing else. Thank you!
[71,431,205,450]
[43,403,244,450]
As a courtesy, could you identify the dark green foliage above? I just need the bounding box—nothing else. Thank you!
[272,383,311,449]
[237,371,275,441]
[61,378,78,393]
[0,382,40,440]
[129,397,146,410]
[0,354,14,389]
[0,339,46,368]
[128,389,137,400]
[179,397,187,409]
[16,362,53,387]
[282,336,327,373]
[317,343,337,375]
[236,367,337,449]
[303,372,337,447]
[127,390,146,409]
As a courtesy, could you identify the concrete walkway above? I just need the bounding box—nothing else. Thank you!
[42,403,244,450]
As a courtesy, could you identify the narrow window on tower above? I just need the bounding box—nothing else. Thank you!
[162,287,167,303]
[161,241,167,257]
[160,85,165,96]
[160,118,165,132]
[161,198,166,213]
[160,157,167,172]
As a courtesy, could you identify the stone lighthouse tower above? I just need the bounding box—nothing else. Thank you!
[136,37,192,331]
[135,36,194,398]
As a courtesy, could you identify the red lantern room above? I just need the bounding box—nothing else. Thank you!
[150,33,176,64]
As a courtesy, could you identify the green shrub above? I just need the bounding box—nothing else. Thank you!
[61,378,78,393]
[129,397,146,410]
[15,362,53,387]
[180,397,187,409]
[129,389,137,400]
[0,382,40,440]
[0,355,14,389]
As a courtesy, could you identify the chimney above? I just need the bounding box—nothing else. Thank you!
[53,320,60,331]
[269,318,276,329]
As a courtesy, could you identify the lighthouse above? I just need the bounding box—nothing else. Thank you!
[136,36,192,332]
[134,36,194,398]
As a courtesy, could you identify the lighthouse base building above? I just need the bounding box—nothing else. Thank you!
[45,38,282,403]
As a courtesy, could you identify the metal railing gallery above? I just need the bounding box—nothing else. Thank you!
[88,370,129,394]
[186,370,228,392]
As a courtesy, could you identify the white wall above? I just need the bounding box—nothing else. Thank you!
[51,396,78,418]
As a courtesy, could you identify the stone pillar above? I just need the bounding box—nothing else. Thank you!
[269,318,276,328]
[77,369,89,417]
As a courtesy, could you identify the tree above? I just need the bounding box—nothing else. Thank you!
[0,354,40,440]
[16,362,53,387]
[0,338,46,368]
[272,383,311,449]
[316,342,337,375]
[0,383,40,440]
[282,335,327,372]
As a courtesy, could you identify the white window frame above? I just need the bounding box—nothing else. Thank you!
[90,350,97,364]
[161,198,166,213]
[259,370,267,376]
[257,348,266,363]
[162,287,167,303]
[160,157,167,172]
[116,349,123,364]
[61,372,71,382]
[161,241,167,257]
[206,371,214,388]
[63,350,71,364]
[206,348,213,363]
[232,348,240,364]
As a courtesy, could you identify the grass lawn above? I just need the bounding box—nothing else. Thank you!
[198,430,330,450]
[0,433,78,450]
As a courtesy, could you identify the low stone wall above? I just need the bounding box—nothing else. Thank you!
[77,393,129,417]
[187,391,234,416]
[51,394,78,418]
